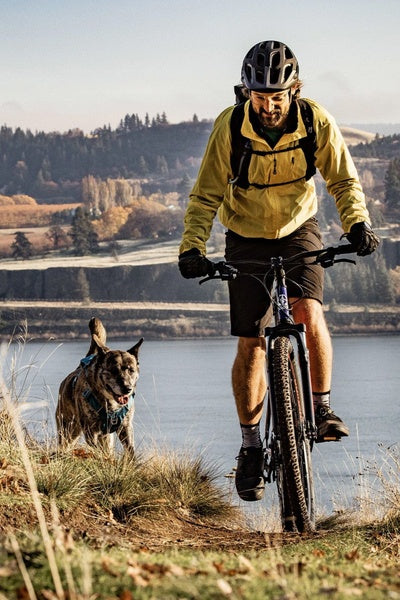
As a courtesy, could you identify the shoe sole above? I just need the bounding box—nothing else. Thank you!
[316,421,349,443]
[236,476,265,502]
[237,486,265,502]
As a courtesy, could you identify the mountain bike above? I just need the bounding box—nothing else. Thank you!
[200,244,356,533]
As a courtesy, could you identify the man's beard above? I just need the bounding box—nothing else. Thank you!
[257,109,287,129]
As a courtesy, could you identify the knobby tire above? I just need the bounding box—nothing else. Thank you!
[272,335,315,533]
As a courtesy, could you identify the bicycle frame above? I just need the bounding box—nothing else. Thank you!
[200,243,356,532]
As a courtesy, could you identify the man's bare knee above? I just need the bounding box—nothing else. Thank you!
[237,336,266,358]
[291,298,325,328]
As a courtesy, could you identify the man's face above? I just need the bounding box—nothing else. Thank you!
[250,89,291,129]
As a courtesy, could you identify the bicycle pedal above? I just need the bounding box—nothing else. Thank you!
[316,435,341,443]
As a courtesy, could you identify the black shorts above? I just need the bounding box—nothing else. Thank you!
[225,217,324,337]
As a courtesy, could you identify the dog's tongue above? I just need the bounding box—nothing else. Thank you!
[116,395,129,405]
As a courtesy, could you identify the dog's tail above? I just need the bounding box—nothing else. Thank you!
[87,317,107,356]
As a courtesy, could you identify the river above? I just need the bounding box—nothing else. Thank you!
[2,334,399,523]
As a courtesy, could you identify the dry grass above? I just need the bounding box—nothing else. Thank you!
[0,204,77,229]
[0,336,400,598]
[0,225,72,255]
[364,444,400,527]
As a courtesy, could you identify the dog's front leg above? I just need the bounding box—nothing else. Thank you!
[117,425,135,457]
[84,429,112,456]
[56,408,82,453]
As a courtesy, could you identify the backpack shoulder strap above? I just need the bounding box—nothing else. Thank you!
[229,103,252,189]
[297,99,317,180]
[229,98,317,188]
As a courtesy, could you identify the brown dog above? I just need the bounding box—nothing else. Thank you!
[56,317,143,455]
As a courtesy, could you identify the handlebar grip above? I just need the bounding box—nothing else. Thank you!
[199,261,238,284]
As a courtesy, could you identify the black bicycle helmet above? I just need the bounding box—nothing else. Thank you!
[241,40,299,91]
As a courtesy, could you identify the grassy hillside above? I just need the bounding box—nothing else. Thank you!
[0,417,399,599]
[0,340,400,598]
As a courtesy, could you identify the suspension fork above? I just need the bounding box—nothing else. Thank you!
[265,324,316,441]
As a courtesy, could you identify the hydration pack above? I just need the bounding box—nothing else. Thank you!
[230,92,317,189]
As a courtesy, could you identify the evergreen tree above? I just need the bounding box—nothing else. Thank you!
[46,225,70,249]
[368,252,395,304]
[177,172,193,206]
[384,158,400,215]
[11,231,33,259]
[138,156,149,175]
[156,155,169,176]
[70,206,99,255]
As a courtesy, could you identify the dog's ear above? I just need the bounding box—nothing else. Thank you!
[127,337,144,360]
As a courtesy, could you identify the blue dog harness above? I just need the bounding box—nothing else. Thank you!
[78,355,135,434]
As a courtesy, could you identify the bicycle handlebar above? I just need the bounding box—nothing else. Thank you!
[293,243,356,268]
[199,243,356,284]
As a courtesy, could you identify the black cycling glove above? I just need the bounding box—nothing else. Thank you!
[346,222,380,256]
[178,248,215,279]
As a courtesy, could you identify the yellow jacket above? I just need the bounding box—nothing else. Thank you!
[179,98,370,255]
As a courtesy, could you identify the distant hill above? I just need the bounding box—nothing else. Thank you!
[344,123,400,136]
[340,127,376,146]
[348,132,400,159]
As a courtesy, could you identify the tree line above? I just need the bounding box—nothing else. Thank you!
[0,114,211,201]
[2,113,400,307]
[384,157,400,218]
[1,112,397,207]
[350,134,400,159]
[9,209,99,259]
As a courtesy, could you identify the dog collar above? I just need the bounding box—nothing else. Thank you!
[80,354,96,369]
[82,388,135,434]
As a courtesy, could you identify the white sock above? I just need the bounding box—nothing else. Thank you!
[313,391,330,410]
[240,422,262,448]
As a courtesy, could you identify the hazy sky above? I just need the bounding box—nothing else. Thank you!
[0,0,399,133]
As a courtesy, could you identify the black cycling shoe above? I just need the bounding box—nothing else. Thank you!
[315,406,350,443]
[235,446,265,502]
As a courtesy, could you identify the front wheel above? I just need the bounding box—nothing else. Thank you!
[271,335,315,533]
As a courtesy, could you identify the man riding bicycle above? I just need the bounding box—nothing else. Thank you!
[178,40,380,502]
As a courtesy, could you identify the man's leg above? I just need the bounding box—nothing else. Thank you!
[291,297,349,441]
[290,298,332,392]
[232,336,267,424]
[232,336,267,501]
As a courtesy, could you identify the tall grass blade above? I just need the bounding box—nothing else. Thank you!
[0,348,65,600]
[8,533,38,600]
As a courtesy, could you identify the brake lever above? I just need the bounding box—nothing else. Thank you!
[333,258,356,265]
[199,275,213,284]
